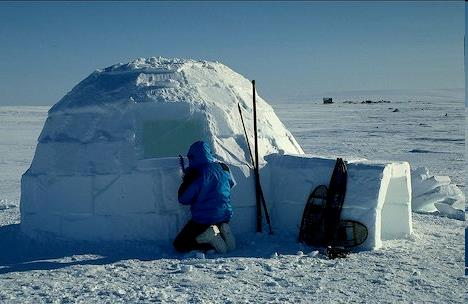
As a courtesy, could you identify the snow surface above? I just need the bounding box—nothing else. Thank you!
[0,98,465,302]
[0,214,465,303]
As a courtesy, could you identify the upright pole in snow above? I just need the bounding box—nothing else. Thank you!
[252,80,262,233]
[252,80,273,235]
[238,102,273,234]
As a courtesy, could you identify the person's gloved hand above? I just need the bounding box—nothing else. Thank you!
[178,167,199,197]
[183,167,198,184]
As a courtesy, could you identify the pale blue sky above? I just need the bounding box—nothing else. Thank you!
[0,1,464,105]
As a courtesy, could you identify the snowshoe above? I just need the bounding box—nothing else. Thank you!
[324,158,347,245]
[334,220,368,247]
[299,184,328,246]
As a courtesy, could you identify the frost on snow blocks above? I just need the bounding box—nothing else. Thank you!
[20,57,412,250]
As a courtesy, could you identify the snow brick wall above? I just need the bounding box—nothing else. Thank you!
[263,154,412,250]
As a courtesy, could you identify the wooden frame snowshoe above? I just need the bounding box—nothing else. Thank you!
[299,158,368,255]
[299,184,328,246]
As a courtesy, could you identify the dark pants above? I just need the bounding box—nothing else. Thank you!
[173,219,227,253]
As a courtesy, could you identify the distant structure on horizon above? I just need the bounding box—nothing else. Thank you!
[323,97,333,104]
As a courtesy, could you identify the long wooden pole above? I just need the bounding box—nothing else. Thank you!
[252,80,262,232]
[238,102,273,234]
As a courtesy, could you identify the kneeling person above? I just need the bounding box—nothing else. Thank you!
[173,141,236,253]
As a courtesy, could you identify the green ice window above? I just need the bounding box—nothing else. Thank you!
[142,119,205,158]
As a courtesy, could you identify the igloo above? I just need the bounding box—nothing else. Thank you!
[21,57,412,250]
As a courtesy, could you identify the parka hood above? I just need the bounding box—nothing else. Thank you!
[187,141,214,168]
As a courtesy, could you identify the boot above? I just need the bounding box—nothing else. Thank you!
[219,223,236,251]
[195,225,227,254]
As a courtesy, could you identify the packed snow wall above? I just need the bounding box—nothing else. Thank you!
[262,155,413,250]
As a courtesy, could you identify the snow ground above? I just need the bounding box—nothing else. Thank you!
[0,214,465,303]
[0,100,466,303]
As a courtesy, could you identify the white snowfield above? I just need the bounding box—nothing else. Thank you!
[21,57,418,250]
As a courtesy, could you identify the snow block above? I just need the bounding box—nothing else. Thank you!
[59,213,180,241]
[60,213,109,240]
[229,206,257,235]
[21,213,61,238]
[39,110,135,143]
[30,141,137,175]
[21,173,94,215]
[264,154,412,250]
[94,172,156,215]
[46,175,94,214]
[229,164,257,208]
[107,214,180,241]
[20,173,43,214]
[29,142,79,175]
[84,141,137,174]
[137,157,185,214]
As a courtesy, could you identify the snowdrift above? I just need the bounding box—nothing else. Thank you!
[21,57,414,250]
[411,167,465,220]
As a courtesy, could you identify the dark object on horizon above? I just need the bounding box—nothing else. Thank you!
[362,99,391,104]
[444,113,448,117]
[323,97,333,104]
[392,109,400,112]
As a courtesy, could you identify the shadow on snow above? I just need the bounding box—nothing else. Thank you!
[0,224,306,274]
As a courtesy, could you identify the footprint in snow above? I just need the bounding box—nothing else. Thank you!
[0,204,16,210]
[264,280,280,287]
[262,264,273,272]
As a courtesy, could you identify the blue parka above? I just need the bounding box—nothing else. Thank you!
[178,141,235,224]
